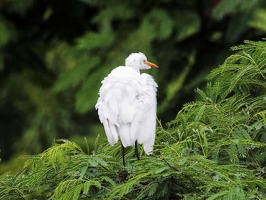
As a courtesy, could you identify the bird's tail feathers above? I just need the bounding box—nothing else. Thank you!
[118,124,134,147]
[142,142,154,155]
[103,119,118,145]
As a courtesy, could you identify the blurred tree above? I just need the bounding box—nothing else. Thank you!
[0,0,98,160]
[0,0,265,161]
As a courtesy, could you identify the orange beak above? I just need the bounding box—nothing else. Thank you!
[144,61,159,69]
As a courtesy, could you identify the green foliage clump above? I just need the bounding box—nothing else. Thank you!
[1,39,266,199]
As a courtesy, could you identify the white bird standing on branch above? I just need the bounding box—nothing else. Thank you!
[96,52,158,166]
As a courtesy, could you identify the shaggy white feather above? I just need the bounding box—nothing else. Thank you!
[96,53,158,154]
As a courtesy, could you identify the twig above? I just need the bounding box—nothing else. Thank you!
[158,156,199,189]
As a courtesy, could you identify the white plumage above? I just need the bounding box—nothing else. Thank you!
[95,52,158,156]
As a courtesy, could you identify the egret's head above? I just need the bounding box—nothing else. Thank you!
[125,52,158,70]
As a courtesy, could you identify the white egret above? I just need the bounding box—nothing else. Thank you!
[95,52,158,165]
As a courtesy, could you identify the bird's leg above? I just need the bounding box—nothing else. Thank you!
[135,141,140,160]
[121,143,125,166]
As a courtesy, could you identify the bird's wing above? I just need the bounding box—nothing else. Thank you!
[96,67,144,146]
[136,73,158,154]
